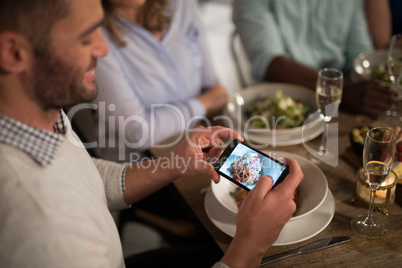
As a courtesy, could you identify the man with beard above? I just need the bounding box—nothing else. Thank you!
[0,0,303,267]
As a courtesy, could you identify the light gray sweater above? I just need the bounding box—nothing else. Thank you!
[0,118,129,267]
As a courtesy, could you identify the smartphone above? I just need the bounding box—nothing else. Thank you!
[213,139,289,191]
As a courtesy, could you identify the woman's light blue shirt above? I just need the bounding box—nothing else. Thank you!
[94,0,219,161]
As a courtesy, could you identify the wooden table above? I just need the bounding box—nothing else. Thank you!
[153,112,402,267]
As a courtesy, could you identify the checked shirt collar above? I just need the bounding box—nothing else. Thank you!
[0,110,65,166]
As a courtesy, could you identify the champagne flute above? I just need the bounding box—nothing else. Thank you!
[316,68,343,156]
[350,128,396,238]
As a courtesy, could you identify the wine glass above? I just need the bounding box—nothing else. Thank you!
[388,34,402,96]
[385,34,402,125]
[316,68,343,156]
[350,128,396,238]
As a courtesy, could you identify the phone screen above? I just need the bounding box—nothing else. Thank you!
[214,140,289,191]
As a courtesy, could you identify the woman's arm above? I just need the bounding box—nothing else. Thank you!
[365,0,392,49]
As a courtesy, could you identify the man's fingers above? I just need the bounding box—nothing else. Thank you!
[206,146,225,163]
[272,157,303,197]
[211,173,220,184]
[237,199,244,208]
[191,126,243,140]
[211,126,244,142]
[191,127,243,150]
[249,175,273,200]
[199,161,220,183]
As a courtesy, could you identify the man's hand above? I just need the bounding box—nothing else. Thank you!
[170,126,243,182]
[343,81,399,117]
[221,158,303,268]
[124,126,242,204]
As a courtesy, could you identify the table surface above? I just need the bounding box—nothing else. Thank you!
[152,112,402,267]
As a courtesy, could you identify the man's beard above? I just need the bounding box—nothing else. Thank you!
[30,50,98,111]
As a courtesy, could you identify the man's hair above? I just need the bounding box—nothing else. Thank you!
[0,0,70,55]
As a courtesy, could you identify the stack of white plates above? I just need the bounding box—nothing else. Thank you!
[204,151,335,246]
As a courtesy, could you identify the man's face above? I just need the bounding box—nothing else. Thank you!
[31,0,108,110]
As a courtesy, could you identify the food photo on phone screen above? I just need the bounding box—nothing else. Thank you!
[214,140,289,191]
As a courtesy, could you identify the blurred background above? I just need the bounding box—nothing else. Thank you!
[120,0,402,258]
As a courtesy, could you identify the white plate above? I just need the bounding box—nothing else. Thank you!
[211,151,328,220]
[240,119,324,146]
[225,83,324,146]
[204,188,335,246]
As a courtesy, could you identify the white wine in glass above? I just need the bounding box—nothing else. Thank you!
[316,85,342,123]
[316,68,343,155]
[350,128,396,238]
[365,161,390,188]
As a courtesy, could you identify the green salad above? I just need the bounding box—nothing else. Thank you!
[371,64,393,84]
[245,90,310,129]
[371,64,402,86]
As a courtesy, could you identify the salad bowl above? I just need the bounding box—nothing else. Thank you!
[226,83,324,146]
[351,49,392,85]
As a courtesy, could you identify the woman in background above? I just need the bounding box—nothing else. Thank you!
[95,0,228,161]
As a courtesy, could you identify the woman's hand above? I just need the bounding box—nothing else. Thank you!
[197,84,228,117]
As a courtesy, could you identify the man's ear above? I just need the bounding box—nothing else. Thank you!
[0,32,32,73]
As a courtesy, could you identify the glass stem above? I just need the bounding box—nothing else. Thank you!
[319,121,329,155]
[365,188,377,226]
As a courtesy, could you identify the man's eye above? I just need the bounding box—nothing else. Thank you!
[81,38,93,45]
